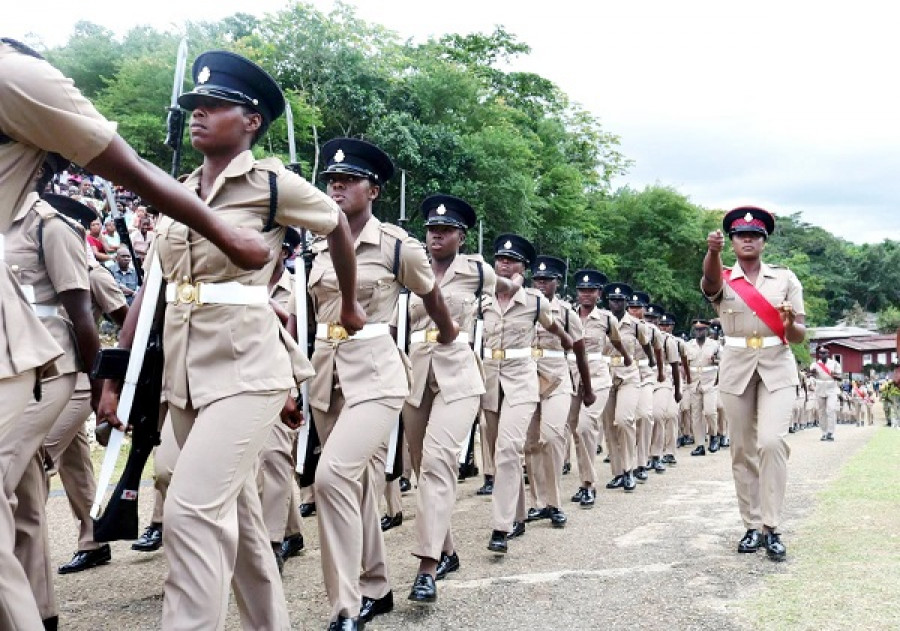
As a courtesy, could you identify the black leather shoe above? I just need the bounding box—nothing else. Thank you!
[676,435,685,447]
[685,435,695,445]
[526,506,550,522]
[488,530,509,553]
[132,523,163,552]
[820,434,829,441]
[764,531,787,561]
[476,475,494,496]
[720,435,730,448]
[634,467,648,483]
[562,462,571,475]
[737,529,762,553]
[580,487,596,508]
[359,591,393,622]
[596,444,603,454]
[788,425,797,433]
[507,521,526,539]
[650,457,666,473]
[691,445,706,456]
[548,506,567,528]
[58,544,111,574]
[399,477,412,493]
[603,456,611,463]
[280,533,304,560]
[623,470,636,492]
[571,487,587,503]
[408,573,436,603]
[606,475,624,489]
[435,551,460,580]
[708,435,720,452]
[299,502,316,518]
[380,513,403,532]
[826,433,835,441]
[662,454,677,465]
[42,616,58,631]
[328,615,363,630]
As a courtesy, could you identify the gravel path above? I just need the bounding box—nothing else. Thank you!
[47,420,877,630]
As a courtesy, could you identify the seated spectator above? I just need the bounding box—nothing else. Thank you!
[129,215,155,263]
[101,217,121,254]
[111,246,139,305]
[131,204,148,230]
[87,218,112,264]
[76,178,106,214]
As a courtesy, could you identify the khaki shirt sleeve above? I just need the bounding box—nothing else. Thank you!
[636,320,650,346]
[785,269,805,316]
[90,267,127,315]
[397,235,435,296]
[607,313,621,343]
[274,169,340,236]
[536,295,554,330]
[481,260,498,295]
[44,219,89,294]
[567,306,584,343]
[0,50,116,165]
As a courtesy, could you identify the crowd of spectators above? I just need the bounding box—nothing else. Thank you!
[45,167,154,304]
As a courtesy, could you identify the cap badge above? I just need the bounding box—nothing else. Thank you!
[583,274,590,282]
[198,66,211,84]
[538,262,546,271]
[632,295,638,301]
[334,149,345,163]
[744,212,753,222]
[504,240,512,249]
[436,204,447,215]
[614,287,621,294]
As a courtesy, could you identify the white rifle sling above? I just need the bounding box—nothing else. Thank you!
[294,251,312,475]
[385,290,409,475]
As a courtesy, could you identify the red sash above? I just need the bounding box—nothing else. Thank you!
[816,360,833,377]
[854,386,865,398]
[722,268,787,343]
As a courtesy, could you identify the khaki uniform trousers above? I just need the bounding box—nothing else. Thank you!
[635,381,655,467]
[865,401,874,425]
[0,370,46,631]
[258,423,303,543]
[691,383,718,442]
[7,373,77,621]
[716,393,728,436]
[313,391,404,620]
[403,384,481,560]
[602,375,639,476]
[566,387,611,486]
[525,391,571,509]
[721,373,793,530]
[151,412,177,525]
[651,386,677,458]
[479,408,497,478]
[377,436,409,518]
[816,386,838,436]
[483,394,535,532]
[791,396,806,427]
[42,386,97,551]
[162,392,289,631]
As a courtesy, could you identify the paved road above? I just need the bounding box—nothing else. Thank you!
[48,421,877,630]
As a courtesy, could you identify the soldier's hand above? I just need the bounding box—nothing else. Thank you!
[675,389,683,403]
[658,370,666,383]
[778,302,796,328]
[280,395,304,430]
[437,321,460,345]
[582,389,597,407]
[223,227,274,270]
[559,332,574,351]
[623,355,633,367]
[510,272,525,288]
[707,229,725,253]
[339,300,367,336]
[96,389,124,431]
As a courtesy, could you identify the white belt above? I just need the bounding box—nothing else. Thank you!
[532,348,566,359]
[724,335,783,349]
[316,322,391,342]
[165,280,269,306]
[19,284,60,317]
[20,284,37,304]
[410,330,470,345]
[691,366,718,373]
[568,351,607,361]
[637,359,650,367]
[482,347,532,360]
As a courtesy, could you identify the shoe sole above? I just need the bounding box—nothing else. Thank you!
[737,547,759,554]
[408,595,436,604]
[58,559,111,574]
[487,544,508,554]
[580,503,594,509]
[766,552,787,562]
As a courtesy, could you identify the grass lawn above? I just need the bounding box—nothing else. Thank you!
[49,437,153,495]
[740,426,900,630]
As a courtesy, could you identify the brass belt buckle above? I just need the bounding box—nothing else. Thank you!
[175,277,202,305]
[531,348,544,359]
[611,356,623,367]
[328,322,349,342]
[491,348,506,360]
[425,329,439,343]
[746,334,763,350]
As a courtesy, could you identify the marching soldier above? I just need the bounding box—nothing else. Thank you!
[567,270,628,507]
[309,138,456,629]
[626,291,663,480]
[657,312,689,465]
[644,304,683,472]
[480,234,573,553]
[601,283,641,492]
[702,205,806,561]
[526,256,594,527]
[710,320,730,447]
[97,50,362,630]
[685,319,721,455]
[810,345,842,441]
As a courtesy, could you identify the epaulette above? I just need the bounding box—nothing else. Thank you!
[524,287,543,298]
[254,156,283,173]
[379,222,410,240]
[768,263,785,269]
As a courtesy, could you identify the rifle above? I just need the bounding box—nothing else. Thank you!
[385,173,408,481]
[457,260,485,480]
[89,39,187,539]
[103,182,143,284]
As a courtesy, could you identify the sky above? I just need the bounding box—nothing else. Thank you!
[8,0,900,244]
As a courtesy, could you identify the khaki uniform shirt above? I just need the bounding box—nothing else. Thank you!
[0,43,115,378]
[154,151,339,409]
[308,216,434,412]
[657,331,682,390]
[636,321,665,385]
[406,253,496,407]
[87,263,127,324]
[704,262,805,395]
[481,286,554,412]
[605,312,644,385]
[685,338,720,393]
[569,306,620,392]
[6,193,90,376]
[534,296,583,397]
[270,269,294,313]
[809,358,842,397]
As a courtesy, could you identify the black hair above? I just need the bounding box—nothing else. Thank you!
[241,105,270,146]
[1,38,44,60]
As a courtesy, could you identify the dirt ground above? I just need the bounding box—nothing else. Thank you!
[47,418,880,630]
